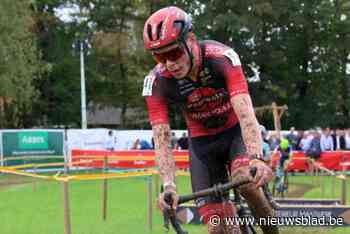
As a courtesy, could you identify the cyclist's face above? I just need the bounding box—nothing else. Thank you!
[153,44,191,79]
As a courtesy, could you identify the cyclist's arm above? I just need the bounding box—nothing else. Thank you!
[142,69,175,186]
[152,124,176,186]
[231,93,263,157]
[217,49,262,156]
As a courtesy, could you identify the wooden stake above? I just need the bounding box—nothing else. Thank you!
[341,175,347,205]
[102,155,108,221]
[147,176,153,231]
[332,175,335,198]
[321,170,325,198]
[255,102,288,139]
[33,165,37,192]
[154,173,159,198]
[63,181,72,234]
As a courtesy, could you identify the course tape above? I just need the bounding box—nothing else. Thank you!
[73,155,189,162]
[0,166,190,182]
[0,168,52,180]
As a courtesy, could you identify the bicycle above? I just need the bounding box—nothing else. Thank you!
[272,160,290,198]
[162,167,279,234]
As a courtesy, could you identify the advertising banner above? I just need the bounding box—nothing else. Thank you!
[1,129,64,166]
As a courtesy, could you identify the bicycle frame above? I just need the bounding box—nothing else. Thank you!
[163,167,279,234]
[163,177,252,234]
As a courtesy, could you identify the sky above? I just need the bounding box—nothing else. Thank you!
[54,4,79,23]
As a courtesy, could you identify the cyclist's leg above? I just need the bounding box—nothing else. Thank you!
[229,126,279,234]
[275,166,284,195]
[189,131,241,234]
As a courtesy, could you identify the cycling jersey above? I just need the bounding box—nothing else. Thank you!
[276,145,292,168]
[143,40,248,137]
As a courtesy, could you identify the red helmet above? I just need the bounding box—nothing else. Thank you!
[143,6,192,51]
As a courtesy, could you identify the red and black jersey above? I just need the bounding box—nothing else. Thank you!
[143,40,249,137]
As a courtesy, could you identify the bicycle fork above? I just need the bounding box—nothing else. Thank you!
[233,189,257,234]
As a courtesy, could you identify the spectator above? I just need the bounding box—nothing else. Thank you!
[286,127,298,150]
[104,130,115,151]
[295,130,304,151]
[151,137,155,149]
[298,131,313,152]
[320,127,334,151]
[132,138,153,150]
[170,132,178,149]
[306,131,322,160]
[177,132,189,150]
[131,139,140,149]
[335,129,346,150]
[268,133,280,150]
[331,129,337,151]
[345,128,350,150]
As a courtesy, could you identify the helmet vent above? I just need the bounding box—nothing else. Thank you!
[156,21,163,40]
[173,20,184,32]
[147,24,153,41]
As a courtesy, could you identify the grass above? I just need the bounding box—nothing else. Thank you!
[286,173,350,203]
[0,173,350,234]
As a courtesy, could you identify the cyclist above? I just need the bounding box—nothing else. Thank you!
[274,138,292,194]
[142,6,278,234]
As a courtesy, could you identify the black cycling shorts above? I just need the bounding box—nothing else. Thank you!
[189,124,247,207]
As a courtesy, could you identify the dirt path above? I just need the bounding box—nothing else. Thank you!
[0,174,34,190]
[285,182,316,197]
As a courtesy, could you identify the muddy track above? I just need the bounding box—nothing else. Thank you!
[286,182,316,197]
[0,175,35,190]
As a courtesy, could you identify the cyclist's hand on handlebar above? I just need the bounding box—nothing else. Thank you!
[250,160,273,188]
[157,187,179,212]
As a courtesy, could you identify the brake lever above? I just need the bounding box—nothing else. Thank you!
[163,192,188,234]
[250,166,279,209]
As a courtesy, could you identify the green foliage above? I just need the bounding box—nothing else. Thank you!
[0,0,43,128]
[186,0,350,129]
[7,0,349,129]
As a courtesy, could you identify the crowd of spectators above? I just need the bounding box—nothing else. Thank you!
[129,132,189,150]
[127,127,350,153]
[266,127,350,160]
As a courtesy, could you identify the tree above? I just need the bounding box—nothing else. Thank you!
[30,0,86,127]
[0,0,43,128]
[69,0,155,127]
[186,0,350,129]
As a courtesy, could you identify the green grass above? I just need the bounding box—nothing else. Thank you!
[286,174,350,203]
[0,174,350,234]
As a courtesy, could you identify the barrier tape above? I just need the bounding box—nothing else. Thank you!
[0,165,190,182]
[0,168,52,180]
[6,160,99,170]
[66,170,159,181]
[2,156,64,161]
[72,155,188,162]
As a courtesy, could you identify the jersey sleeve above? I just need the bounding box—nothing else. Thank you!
[145,95,169,125]
[142,70,169,126]
[220,49,249,97]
